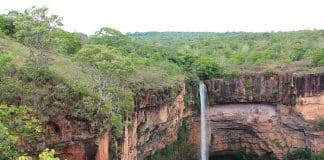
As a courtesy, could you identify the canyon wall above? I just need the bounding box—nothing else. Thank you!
[25,84,188,160]
[27,72,323,160]
[204,73,324,105]
[188,104,324,159]
[23,115,109,160]
[186,73,324,160]
[121,84,189,160]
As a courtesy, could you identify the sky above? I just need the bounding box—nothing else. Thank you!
[0,0,323,35]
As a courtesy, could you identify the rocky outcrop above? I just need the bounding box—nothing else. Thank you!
[184,72,324,160]
[23,84,187,160]
[96,132,109,160]
[123,73,324,160]
[29,115,110,160]
[294,92,324,120]
[121,85,188,160]
[24,72,323,160]
[188,104,324,159]
[203,73,324,105]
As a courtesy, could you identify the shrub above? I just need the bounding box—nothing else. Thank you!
[50,29,82,55]
[286,148,323,160]
[316,119,324,130]
[0,53,13,76]
[313,47,324,66]
[237,151,277,160]
[0,105,42,160]
[38,148,59,160]
[192,56,222,80]
[0,78,23,104]
[144,118,194,160]
[18,148,60,160]
[289,43,308,61]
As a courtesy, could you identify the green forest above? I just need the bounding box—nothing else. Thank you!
[0,6,324,160]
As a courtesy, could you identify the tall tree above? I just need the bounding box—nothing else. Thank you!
[50,28,82,55]
[14,6,63,66]
[89,27,131,53]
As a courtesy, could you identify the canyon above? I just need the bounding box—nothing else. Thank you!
[34,72,324,160]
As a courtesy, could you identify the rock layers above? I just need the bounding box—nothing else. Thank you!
[28,73,323,160]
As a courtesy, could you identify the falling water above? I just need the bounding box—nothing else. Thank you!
[199,81,208,160]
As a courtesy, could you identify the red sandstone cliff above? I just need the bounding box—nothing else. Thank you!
[27,72,324,160]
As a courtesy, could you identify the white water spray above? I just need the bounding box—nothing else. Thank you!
[199,81,208,160]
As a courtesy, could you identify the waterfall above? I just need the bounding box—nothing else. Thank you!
[199,81,208,160]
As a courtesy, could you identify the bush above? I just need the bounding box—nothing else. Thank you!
[0,105,41,160]
[17,66,61,86]
[289,43,308,61]
[144,118,194,160]
[0,54,13,76]
[18,148,60,160]
[286,148,324,160]
[316,119,324,130]
[51,28,82,55]
[38,148,59,160]
[0,14,15,36]
[192,56,222,80]
[0,78,23,104]
[313,47,324,66]
[236,151,277,160]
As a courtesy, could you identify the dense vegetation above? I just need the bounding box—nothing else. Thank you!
[0,105,41,159]
[210,151,277,160]
[286,148,324,160]
[129,30,324,77]
[1,6,324,159]
[145,118,195,160]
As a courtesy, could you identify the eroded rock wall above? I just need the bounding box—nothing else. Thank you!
[27,115,110,160]
[202,73,324,105]
[25,72,323,160]
[188,104,324,160]
[121,85,188,160]
[124,73,324,160]
[294,93,324,120]
[185,73,324,160]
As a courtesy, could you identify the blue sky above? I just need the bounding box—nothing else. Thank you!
[1,0,323,35]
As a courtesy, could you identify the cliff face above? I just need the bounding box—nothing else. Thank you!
[204,73,324,105]
[28,73,323,160]
[24,84,188,160]
[121,85,188,160]
[27,115,110,160]
[188,104,324,159]
[185,73,324,160]
[294,93,324,120]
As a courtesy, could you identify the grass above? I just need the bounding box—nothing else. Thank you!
[49,53,93,86]
[1,37,185,91]
[0,37,93,87]
[316,119,324,130]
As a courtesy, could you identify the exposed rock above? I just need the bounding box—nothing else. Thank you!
[96,132,109,160]
[294,92,324,120]
[58,144,85,160]
[183,73,324,159]
[187,104,324,160]
[202,73,324,106]
[121,85,187,160]
[23,72,323,160]
[121,117,137,160]
[29,115,109,160]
